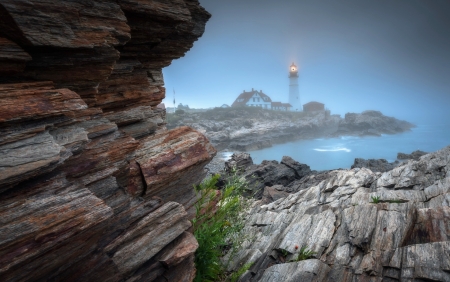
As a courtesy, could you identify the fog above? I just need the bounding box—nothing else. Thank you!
[162,0,450,124]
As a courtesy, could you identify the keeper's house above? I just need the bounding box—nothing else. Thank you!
[231,88,291,111]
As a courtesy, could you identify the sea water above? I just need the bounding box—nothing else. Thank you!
[244,123,450,171]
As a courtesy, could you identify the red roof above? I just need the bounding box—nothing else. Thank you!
[231,90,272,107]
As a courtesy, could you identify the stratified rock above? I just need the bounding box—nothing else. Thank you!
[225,146,450,281]
[397,150,427,160]
[134,126,216,212]
[0,37,32,75]
[0,1,212,281]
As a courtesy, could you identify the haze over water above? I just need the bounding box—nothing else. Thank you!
[246,122,450,171]
[164,1,450,170]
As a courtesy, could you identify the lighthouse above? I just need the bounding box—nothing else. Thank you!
[289,62,301,111]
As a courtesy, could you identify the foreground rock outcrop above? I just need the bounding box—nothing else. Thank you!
[0,1,213,281]
[226,146,450,281]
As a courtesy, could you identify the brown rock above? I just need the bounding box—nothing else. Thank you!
[0,0,212,281]
[0,37,32,75]
[135,126,217,211]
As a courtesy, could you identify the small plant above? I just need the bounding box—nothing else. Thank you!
[279,249,289,257]
[370,195,381,204]
[295,246,317,261]
[228,262,253,282]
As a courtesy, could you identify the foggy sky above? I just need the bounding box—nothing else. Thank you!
[162,0,450,123]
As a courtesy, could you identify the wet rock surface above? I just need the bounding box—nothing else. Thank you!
[0,1,212,281]
[225,146,450,281]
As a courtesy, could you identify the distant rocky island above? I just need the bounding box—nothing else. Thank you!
[167,107,415,151]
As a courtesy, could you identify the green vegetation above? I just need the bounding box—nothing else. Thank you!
[192,172,251,282]
[279,249,289,257]
[370,195,381,204]
[294,246,317,261]
[228,262,254,282]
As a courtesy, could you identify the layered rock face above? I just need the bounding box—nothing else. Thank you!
[226,146,450,281]
[0,1,213,281]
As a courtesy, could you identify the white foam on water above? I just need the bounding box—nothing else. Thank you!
[314,147,351,153]
[221,151,234,160]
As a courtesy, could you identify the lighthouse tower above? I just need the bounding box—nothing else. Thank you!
[288,62,301,111]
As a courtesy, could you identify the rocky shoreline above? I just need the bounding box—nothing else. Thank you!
[216,146,449,281]
[168,108,415,151]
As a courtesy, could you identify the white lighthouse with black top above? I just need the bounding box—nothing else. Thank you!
[289,62,301,111]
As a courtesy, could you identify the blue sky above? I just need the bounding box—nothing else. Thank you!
[162,0,450,124]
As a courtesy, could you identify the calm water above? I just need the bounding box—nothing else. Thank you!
[242,123,450,171]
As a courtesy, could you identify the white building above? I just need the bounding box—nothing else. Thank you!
[231,88,272,109]
[288,62,301,111]
[231,88,291,111]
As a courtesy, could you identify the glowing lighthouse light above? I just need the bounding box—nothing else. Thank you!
[288,62,301,111]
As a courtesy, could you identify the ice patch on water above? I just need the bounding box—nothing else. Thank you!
[314,147,351,153]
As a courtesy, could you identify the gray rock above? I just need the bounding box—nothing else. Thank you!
[281,156,312,179]
[226,145,450,281]
[259,259,331,282]
[225,152,253,173]
[397,150,427,160]
[351,157,399,172]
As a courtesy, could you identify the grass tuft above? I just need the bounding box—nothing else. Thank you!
[295,246,317,261]
[192,171,251,282]
[370,195,381,204]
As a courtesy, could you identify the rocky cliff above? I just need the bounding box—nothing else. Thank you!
[0,1,214,281]
[225,146,450,281]
[168,108,415,151]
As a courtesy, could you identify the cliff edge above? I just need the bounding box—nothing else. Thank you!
[0,1,213,281]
